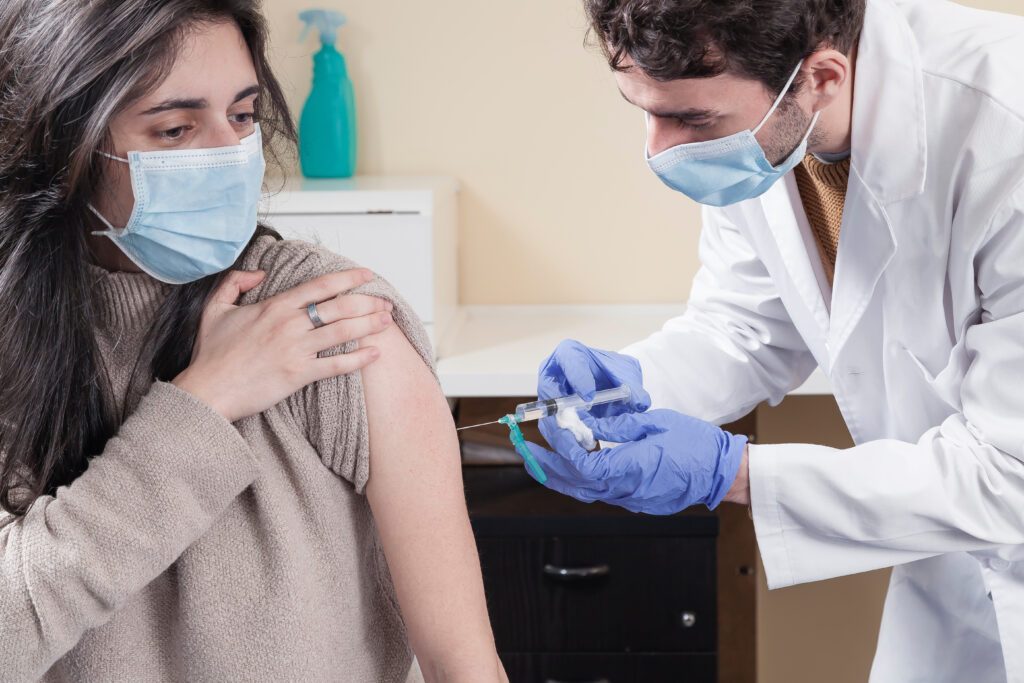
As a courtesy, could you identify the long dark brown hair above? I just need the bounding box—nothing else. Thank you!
[0,0,296,515]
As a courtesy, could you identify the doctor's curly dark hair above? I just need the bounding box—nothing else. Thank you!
[584,0,866,97]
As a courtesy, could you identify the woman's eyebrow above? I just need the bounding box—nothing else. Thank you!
[232,85,260,103]
[140,84,260,116]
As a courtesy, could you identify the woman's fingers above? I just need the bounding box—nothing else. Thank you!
[271,268,374,309]
[210,269,266,306]
[306,311,393,352]
[182,267,389,423]
[304,294,392,329]
[310,345,382,382]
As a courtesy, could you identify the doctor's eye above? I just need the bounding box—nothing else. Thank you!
[675,118,713,131]
[230,112,256,126]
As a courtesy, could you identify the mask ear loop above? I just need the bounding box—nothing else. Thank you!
[643,112,653,159]
[89,149,131,235]
[87,204,121,236]
[752,59,805,135]
[97,150,129,163]
[800,111,822,146]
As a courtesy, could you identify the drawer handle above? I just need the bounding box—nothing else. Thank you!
[543,563,610,580]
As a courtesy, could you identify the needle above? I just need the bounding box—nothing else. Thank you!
[456,420,504,432]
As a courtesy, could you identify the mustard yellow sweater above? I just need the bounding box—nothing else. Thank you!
[794,153,851,284]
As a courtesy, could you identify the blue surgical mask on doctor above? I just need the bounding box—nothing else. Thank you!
[646,61,820,207]
[89,125,266,285]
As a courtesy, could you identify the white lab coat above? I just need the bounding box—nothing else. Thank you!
[622,0,1024,680]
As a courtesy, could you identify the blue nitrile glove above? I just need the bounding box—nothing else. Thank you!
[539,340,651,419]
[524,409,748,514]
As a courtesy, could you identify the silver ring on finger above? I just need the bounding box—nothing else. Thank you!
[306,301,327,329]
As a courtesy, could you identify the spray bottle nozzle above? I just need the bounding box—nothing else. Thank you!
[299,8,347,46]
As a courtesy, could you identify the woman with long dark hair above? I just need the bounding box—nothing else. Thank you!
[0,1,506,681]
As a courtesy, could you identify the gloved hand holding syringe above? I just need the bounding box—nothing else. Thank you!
[457,385,633,484]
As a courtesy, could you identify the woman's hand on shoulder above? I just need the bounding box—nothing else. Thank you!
[173,268,393,422]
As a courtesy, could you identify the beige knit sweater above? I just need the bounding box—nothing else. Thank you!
[0,234,431,683]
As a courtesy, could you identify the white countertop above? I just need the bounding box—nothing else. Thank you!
[437,305,832,398]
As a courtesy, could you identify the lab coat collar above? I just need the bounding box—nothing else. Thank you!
[851,0,928,205]
[758,177,832,351]
[753,159,898,366]
[829,168,896,360]
[752,0,918,364]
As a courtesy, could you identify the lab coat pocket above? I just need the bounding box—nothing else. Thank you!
[902,343,968,413]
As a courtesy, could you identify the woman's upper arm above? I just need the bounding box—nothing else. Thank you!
[361,325,503,680]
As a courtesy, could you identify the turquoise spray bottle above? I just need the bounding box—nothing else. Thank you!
[298,9,356,178]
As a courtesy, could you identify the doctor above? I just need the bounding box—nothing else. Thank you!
[527,0,1024,680]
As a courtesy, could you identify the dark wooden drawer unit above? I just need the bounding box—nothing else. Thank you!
[465,466,719,683]
[501,653,716,683]
[476,535,716,654]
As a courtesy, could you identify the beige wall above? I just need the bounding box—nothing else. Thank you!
[262,1,1019,680]
[965,0,1023,11]
[262,0,696,305]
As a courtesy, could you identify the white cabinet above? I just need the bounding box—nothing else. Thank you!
[260,176,458,352]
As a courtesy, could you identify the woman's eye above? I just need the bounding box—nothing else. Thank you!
[231,112,255,125]
[159,125,191,141]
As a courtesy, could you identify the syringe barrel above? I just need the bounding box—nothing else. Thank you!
[514,400,555,422]
[514,385,633,423]
[588,384,632,407]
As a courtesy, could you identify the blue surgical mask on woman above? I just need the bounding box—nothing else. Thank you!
[89,125,266,285]
[646,61,820,207]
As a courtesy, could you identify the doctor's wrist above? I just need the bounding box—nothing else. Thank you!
[722,446,751,506]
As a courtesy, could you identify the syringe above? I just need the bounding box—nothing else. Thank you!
[457,385,633,485]
[457,385,632,432]
[513,385,632,423]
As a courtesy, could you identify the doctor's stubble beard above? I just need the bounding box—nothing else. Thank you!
[763,97,825,166]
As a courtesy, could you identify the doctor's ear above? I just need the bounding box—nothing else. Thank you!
[799,47,853,111]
